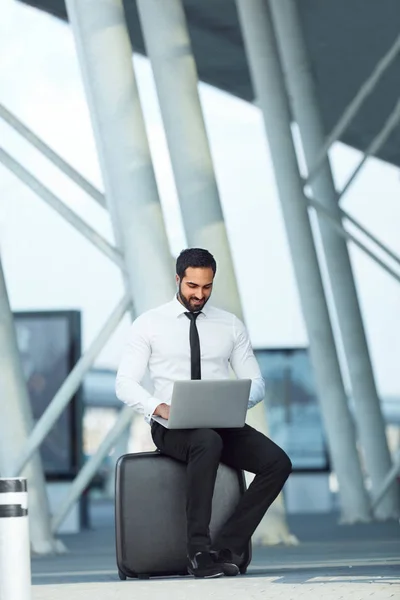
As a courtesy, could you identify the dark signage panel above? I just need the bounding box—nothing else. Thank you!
[14,311,83,480]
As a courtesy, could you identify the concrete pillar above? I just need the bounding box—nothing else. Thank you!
[270,0,399,519]
[0,257,61,554]
[137,0,298,542]
[236,0,371,522]
[65,0,176,313]
[136,0,242,317]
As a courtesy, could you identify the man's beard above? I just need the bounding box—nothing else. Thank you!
[178,282,209,312]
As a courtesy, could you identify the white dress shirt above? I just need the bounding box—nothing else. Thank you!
[116,296,265,423]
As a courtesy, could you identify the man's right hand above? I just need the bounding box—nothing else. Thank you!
[153,403,170,420]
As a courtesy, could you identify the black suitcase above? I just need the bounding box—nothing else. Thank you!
[115,451,251,579]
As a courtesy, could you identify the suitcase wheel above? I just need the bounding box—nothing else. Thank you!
[118,570,127,581]
[138,574,150,580]
[240,566,247,575]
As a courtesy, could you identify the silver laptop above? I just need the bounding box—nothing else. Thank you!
[152,379,251,429]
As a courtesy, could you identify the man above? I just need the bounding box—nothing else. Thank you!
[116,248,292,579]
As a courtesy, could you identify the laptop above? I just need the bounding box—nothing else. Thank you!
[151,379,251,429]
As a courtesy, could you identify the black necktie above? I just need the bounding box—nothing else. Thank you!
[184,312,201,380]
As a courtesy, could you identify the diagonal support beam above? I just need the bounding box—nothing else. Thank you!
[52,404,134,532]
[306,33,400,186]
[341,207,400,269]
[371,450,400,511]
[303,180,400,270]
[307,191,400,269]
[339,99,400,201]
[0,103,106,208]
[12,294,131,477]
[0,147,125,271]
[306,194,400,284]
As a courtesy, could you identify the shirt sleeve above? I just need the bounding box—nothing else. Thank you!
[115,315,161,420]
[229,316,265,409]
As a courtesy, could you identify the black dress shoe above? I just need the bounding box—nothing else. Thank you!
[211,549,240,576]
[187,551,224,578]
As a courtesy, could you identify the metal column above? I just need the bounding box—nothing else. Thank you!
[270,0,399,519]
[0,257,60,554]
[136,0,243,317]
[65,0,176,314]
[236,0,370,522]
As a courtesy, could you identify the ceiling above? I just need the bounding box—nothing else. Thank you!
[18,0,400,168]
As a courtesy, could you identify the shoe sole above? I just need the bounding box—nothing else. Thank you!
[187,567,224,579]
[222,567,240,577]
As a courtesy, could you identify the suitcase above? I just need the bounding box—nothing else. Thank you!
[115,451,252,579]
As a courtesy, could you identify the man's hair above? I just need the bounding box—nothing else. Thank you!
[176,248,217,280]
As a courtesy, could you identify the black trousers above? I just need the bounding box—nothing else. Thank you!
[151,422,292,556]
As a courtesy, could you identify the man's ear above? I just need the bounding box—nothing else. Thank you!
[175,274,180,286]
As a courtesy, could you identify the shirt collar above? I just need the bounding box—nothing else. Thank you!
[170,295,209,318]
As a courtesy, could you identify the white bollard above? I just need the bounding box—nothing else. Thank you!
[0,478,31,600]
